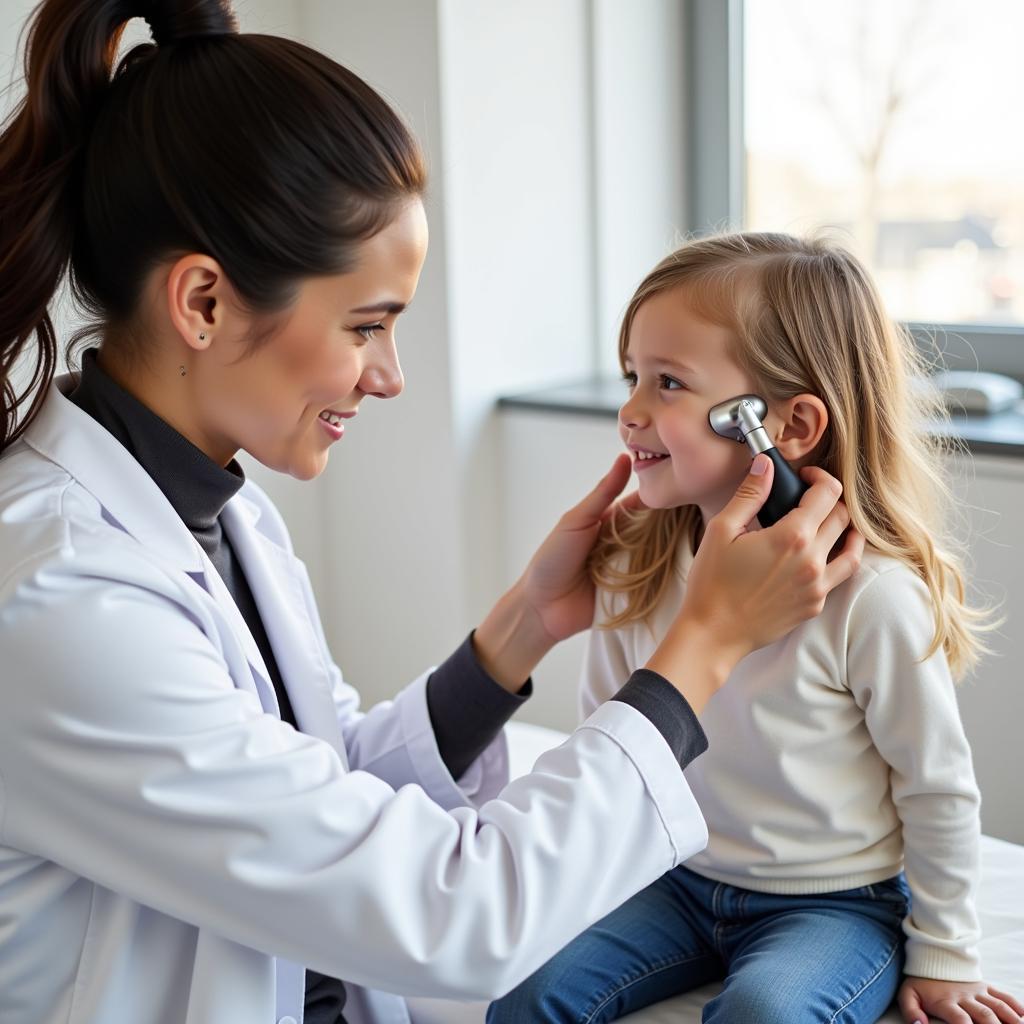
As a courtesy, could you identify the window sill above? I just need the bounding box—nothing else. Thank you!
[498,378,1024,460]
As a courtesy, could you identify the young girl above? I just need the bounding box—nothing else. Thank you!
[488,233,1024,1024]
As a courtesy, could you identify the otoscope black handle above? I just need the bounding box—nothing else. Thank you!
[757,447,809,528]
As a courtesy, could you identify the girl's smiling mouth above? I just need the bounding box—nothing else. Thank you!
[628,444,670,469]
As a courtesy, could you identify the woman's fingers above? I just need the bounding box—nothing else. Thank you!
[600,487,646,525]
[821,526,865,591]
[710,454,774,536]
[567,453,633,528]
[814,497,852,556]
[792,465,844,531]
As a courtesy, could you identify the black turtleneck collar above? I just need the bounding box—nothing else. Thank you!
[69,348,245,537]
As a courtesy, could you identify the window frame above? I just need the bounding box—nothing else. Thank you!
[687,0,1024,381]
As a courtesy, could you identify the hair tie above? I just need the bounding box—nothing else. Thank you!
[142,0,238,48]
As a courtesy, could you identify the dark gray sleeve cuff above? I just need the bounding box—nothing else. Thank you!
[610,669,709,769]
[426,631,532,781]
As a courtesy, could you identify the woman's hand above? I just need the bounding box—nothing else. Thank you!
[898,976,1024,1023]
[474,454,639,691]
[646,456,864,710]
[516,452,639,643]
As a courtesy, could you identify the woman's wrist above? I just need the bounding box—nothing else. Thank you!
[473,581,556,694]
[643,618,746,714]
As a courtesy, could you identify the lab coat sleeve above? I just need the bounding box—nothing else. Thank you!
[291,549,509,809]
[0,563,708,1001]
[845,565,982,980]
[244,479,509,807]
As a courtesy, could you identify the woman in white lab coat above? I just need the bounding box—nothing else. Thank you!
[0,2,862,1023]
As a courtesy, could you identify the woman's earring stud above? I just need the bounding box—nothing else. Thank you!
[198,332,206,341]
[179,366,186,377]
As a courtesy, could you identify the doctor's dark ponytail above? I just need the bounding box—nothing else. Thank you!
[0,0,426,451]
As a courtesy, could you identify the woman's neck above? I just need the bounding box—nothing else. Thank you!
[95,344,237,467]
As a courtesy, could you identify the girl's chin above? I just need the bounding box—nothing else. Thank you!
[636,475,728,511]
[635,483,699,510]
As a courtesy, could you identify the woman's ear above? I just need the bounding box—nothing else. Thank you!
[164,254,234,352]
[771,393,829,463]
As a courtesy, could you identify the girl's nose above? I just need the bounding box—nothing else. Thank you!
[619,393,648,431]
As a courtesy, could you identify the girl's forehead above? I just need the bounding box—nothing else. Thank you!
[628,290,737,364]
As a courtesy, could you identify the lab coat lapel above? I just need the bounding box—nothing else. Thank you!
[220,495,349,768]
[188,550,280,716]
[23,376,280,713]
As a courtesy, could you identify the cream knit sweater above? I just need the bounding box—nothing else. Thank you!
[580,547,982,980]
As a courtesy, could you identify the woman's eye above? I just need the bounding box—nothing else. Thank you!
[621,372,637,388]
[356,323,385,341]
[660,374,684,391]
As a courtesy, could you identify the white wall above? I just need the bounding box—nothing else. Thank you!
[438,0,596,626]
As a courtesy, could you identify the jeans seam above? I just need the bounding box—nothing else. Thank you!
[580,951,712,1024]
[827,939,901,1024]
[712,882,725,918]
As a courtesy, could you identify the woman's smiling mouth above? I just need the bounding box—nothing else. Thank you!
[317,407,356,441]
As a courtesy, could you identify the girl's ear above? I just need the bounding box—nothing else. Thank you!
[771,393,828,463]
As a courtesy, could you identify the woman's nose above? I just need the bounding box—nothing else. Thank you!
[360,340,404,399]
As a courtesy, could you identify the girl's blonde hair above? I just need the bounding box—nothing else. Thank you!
[590,231,993,679]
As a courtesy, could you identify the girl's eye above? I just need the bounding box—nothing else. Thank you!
[660,374,684,391]
[621,371,637,388]
[355,323,385,341]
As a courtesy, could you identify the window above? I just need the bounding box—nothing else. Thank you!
[689,0,1024,376]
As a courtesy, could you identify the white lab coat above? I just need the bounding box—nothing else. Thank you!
[0,374,709,1024]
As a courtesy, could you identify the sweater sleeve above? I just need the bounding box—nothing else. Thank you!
[845,565,982,981]
[426,632,532,781]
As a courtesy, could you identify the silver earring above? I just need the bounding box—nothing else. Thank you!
[198,332,206,341]
[179,366,186,377]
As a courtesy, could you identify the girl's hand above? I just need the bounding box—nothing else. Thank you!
[898,977,1024,1023]
[474,454,640,691]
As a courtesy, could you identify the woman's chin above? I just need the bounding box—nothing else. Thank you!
[291,451,329,481]
[251,443,328,482]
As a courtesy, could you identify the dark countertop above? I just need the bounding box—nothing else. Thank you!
[498,378,1024,460]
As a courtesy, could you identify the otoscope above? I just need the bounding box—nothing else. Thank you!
[708,395,808,527]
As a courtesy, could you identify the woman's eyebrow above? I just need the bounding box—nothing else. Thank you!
[349,300,409,315]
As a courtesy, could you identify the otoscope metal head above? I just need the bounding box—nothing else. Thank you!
[707,395,769,443]
[708,393,809,526]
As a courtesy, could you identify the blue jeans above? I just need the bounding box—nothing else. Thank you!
[487,865,909,1024]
